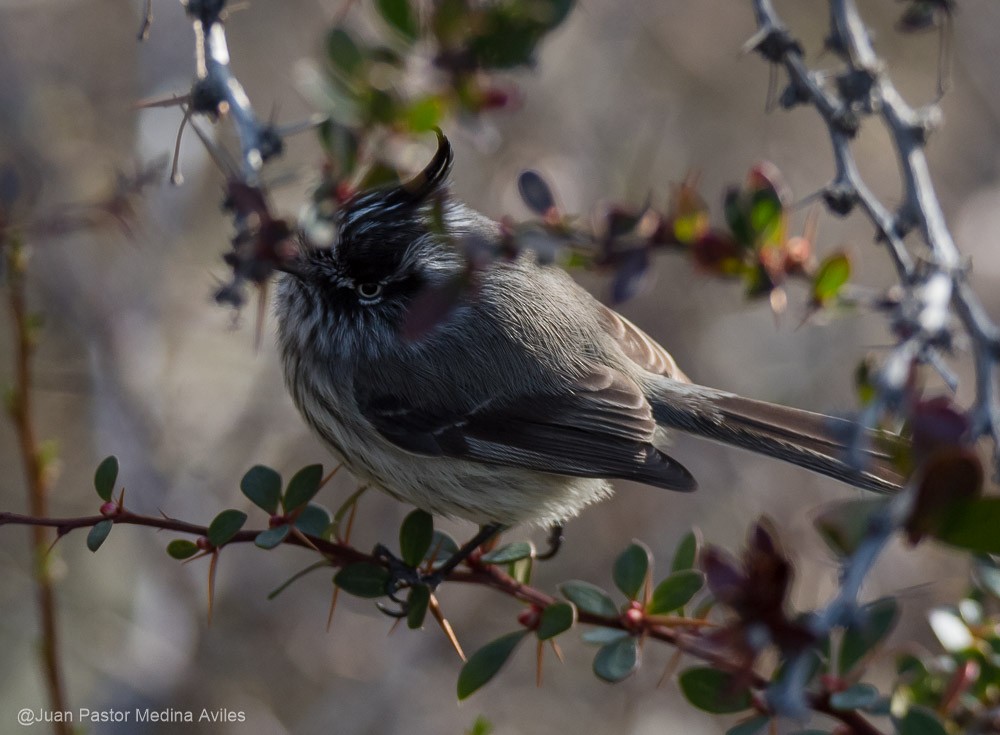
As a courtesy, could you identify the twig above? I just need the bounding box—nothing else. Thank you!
[183,0,281,182]
[0,507,881,732]
[3,239,70,735]
[749,0,1000,479]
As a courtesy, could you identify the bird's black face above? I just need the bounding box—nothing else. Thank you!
[275,131,465,356]
[302,194,433,325]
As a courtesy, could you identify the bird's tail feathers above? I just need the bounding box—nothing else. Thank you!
[648,379,903,494]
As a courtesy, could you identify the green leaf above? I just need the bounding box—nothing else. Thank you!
[726,716,770,735]
[931,497,1000,554]
[254,524,291,550]
[283,464,324,512]
[375,0,418,41]
[830,682,881,711]
[294,504,332,538]
[749,188,783,243]
[407,585,431,629]
[840,597,899,674]
[536,602,576,640]
[94,455,119,502]
[424,530,460,568]
[671,530,699,572]
[648,570,705,615]
[558,581,618,618]
[481,541,534,565]
[815,497,891,557]
[166,539,199,560]
[457,630,528,700]
[509,557,533,585]
[678,667,753,714]
[812,252,851,304]
[207,509,247,547]
[327,28,365,77]
[404,96,444,132]
[399,509,435,567]
[581,627,629,646]
[724,188,753,246]
[240,465,282,514]
[334,562,390,599]
[613,541,651,600]
[466,715,494,735]
[593,635,640,683]
[87,519,113,552]
[893,705,947,735]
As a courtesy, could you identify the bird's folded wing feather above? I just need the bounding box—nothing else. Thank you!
[360,366,696,491]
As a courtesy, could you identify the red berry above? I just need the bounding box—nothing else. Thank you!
[99,502,119,517]
[196,537,212,551]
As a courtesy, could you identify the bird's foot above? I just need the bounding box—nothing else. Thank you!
[536,524,565,561]
[371,543,441,618]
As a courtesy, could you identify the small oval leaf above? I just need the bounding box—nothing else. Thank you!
[840,597,899,674]
[255,524,291,550]
[294,503,333,538]
[457,630,528,700]
[558,580,618,618]
[207,509,247,548]
[648,570,705,615]
[812,252,851,304]
[517,170,555,215]
[894,705,948,735]
[613,541,651,600]
[375,0,418,41]
[593,635,640,683]
[334,562,390,599]
[678,667,753,714]
[830,682,881,711]
[87,519,113,552]
[327,28,365,77]
[166,539,199,560]
[671,529,699,572]
[94,456,119,502]
[240,465,282,514]
[424,530,460,569]
[407,585,431,629]
[481,541,534,565]
[399,509,434,567]
[284,464,324,512]
[581,627,630,646]
[536,601,576,640]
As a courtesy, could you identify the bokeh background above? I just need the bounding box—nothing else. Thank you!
[2,0,1000,732]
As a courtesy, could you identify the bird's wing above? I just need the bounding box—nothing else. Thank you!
[360,365,696,491]
[597,305,690,382]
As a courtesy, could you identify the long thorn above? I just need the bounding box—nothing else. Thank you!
[429,594,466,661]
[207,550,219,626]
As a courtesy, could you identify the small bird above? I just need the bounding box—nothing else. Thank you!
[274,133,900,540]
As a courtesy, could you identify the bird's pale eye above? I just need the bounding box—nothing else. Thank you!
[356,282,383,300]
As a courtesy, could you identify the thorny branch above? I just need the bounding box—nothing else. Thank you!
[0,509,881,734]
[747,0,1000,718]
[3,240,70,735]
[749,0,1000,461]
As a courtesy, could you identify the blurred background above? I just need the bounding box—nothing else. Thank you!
[2,0,1000,732]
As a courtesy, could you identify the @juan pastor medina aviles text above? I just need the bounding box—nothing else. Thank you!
[17,708,247,726]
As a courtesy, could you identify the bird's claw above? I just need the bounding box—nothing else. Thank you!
[372,543,441,618]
